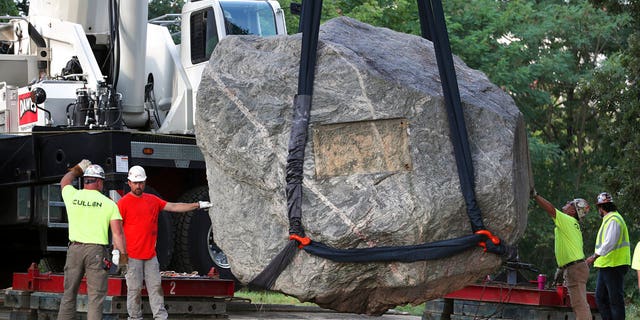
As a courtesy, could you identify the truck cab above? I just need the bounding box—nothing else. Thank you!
[0,0,287,287]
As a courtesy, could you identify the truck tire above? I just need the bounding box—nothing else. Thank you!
[171,186,238,285]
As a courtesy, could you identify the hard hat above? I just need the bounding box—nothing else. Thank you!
[128,165,147,182]
[84,164,105,179]
[572,198,590,220]
[596,192,613,205]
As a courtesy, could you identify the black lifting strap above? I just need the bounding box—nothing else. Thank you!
[416,0,485,232]
[249,0,510,290]
[249,0,322,290]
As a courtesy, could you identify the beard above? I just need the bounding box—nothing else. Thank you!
[132,188,143,196]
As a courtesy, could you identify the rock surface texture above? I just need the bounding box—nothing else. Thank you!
[195,17,530,315]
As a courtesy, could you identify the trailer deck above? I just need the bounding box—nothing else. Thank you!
[5,263,233,319]
[424,282,601,319]
[2,264,423,319]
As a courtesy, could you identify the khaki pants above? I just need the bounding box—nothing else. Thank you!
[57,243,108,320]
[125,256,168,320]
[564,261,592,320]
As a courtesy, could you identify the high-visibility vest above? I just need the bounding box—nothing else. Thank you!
[594,211,630,268]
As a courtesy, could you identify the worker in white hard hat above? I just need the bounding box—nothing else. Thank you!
[117,165,212,320]
[57,160,126,320]
[586,192,630,320]
[531,189,591,320]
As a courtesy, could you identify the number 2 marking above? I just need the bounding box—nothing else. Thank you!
[169,281,176,295]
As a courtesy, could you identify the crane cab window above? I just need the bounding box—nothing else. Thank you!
[220,1,278,36]
[190,7,219,64]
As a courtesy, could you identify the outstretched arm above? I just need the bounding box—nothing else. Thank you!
[164,202,200,213]
[533,194,556,219]
[164,200,212,212]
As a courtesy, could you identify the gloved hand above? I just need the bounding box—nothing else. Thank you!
[111,249,120,266]
[530,187,538,198]
[69,159,91,176]
[77,159,91,172]
[199,201,212,209]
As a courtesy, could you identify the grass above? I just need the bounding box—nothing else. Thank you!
[233,289,425,316]
[393,303,426,316]
[234,289,317,306]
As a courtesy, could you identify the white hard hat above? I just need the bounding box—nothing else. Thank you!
[572,198,590,220]
[596,192,613,205]
[84,164,105,179]
[128,165,147,182]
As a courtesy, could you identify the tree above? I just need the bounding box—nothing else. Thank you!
[149,0,184,19]
[582,0,640,300]
[14,0,27,15]
[588,0,640,215]
[440,0,631,275]
[0,0,19,15]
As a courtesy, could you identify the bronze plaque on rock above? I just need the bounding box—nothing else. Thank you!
[312,118,412,178]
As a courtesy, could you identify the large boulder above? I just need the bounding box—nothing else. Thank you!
[195,17,530,315]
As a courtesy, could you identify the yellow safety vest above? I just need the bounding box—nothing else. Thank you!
[594,211,630,268]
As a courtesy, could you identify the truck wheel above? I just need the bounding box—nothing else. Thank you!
[172,187,238,285]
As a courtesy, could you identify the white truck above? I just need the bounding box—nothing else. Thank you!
[0,0,287,287]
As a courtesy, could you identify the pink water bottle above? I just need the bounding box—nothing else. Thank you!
[537,274,547,290]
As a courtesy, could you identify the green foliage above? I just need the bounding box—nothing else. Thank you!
[149,0,185,19]
[14,0,26,15]
[445,0,635,285]
[277,0,422,35]
[0,0,19,15]
[586,37,640,219]
[234,288,317,306]
[393,303,425,316]
[273,0,302,34]
[582,0,640,298]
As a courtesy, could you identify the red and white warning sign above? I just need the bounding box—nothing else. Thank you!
[17,89,45,131]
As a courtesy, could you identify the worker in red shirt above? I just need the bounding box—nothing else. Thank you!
[118,165,212,320]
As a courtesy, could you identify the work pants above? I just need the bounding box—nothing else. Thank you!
[125,256,168,320]
[595,265,628,320]
[57,243,108,320]
[563,261,592,320]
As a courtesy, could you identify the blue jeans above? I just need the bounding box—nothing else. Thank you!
[595,265,628,320]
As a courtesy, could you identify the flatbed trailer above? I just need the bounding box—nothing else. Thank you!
[4,263,234,319]
[423,283,601,320]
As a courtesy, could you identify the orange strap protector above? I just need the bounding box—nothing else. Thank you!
[289,234,311,249]
[475,229,500,252]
